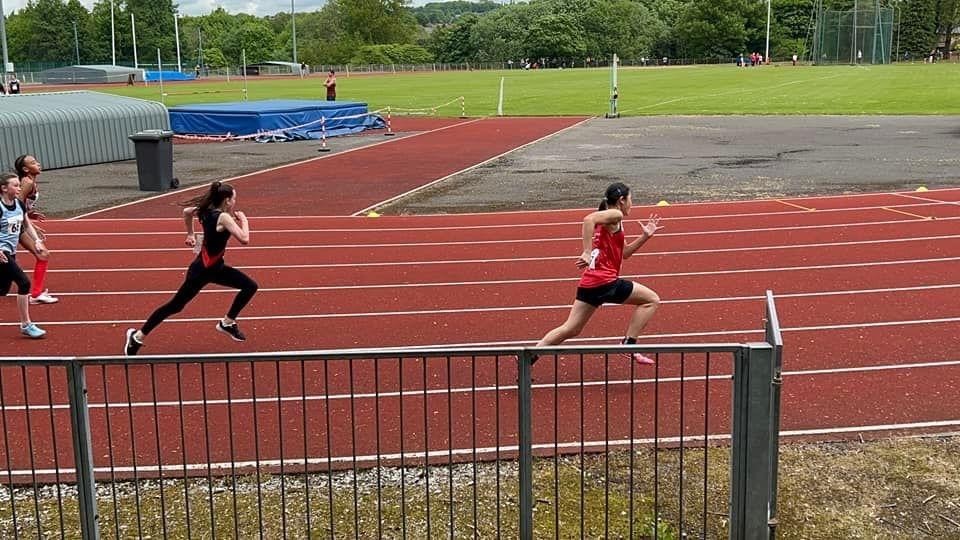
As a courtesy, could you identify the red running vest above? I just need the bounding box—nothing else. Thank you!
[578,223,624,288]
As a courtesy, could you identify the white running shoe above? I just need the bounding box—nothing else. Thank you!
[29,290,59,305]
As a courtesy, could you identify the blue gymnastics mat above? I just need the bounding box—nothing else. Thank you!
[168,100,385,140]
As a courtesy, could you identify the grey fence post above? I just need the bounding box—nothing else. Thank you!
[765,291,783,536]
[729,344,775,540]
[67,361,100,540]
[517,350,534,540]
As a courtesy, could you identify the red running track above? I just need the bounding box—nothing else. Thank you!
[2,171,960,481]
[86,116,588,219]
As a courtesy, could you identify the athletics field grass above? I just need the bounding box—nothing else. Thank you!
[96,62,960,116]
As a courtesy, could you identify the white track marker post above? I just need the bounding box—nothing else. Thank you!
[131,13,138,69]
[173,11,182,73]
[241,49,248,101]
[605,54,619,118]
[157,48,164,105]
[497,76,505,116]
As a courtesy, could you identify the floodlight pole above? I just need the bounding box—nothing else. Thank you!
[110,0,115,65]
[73,21,80,64]
[765,0,771,63]
[291,0,298,65]
[174,11,182,72]
[131,13,138,69]
[0,0,10,82]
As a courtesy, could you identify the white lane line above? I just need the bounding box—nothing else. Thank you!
[352,117,594,216]
[43,256,960,285]
[70,118,484,220]
[37,282,960,305]
[38,230,960,255]
[49,200,960,234]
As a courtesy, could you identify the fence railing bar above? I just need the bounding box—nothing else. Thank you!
[654,353,660,538]
[517,351,533,540]
[603,353,610,539]
[471,355,479,538]
[300,359,312,537]
[250,361,264,540]
[704,352,712,535]
[275,360,287,540]
[553,354,560,540]
[446,355,454,539]
[398,358,406,540]
[422,356,431,539]
[373,359,382,540]
[679,351,686,536]
[43,366,66,540]
[67,361,98,540]
[149,364,168,540]
[349,358,359,539]
[121,364,143,538]
[0,366,20,538]
[225,362,240,540]
[321,359,336,539]
[579,353,585,540]
[102,365,120,539]
[629,353,636,540]
[175,364,191,540]
[495,355,501,540]
[201,364,217,538]
[22,366,43,540]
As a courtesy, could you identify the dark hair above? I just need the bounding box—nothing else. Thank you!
[598,182,630,210]
[13,154,31,179]
[185,181,235,214]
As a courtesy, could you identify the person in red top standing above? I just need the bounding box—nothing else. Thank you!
[324,70,337,101]
[536,182,663,364]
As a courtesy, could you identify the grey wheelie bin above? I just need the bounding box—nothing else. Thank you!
[129,129,174,191]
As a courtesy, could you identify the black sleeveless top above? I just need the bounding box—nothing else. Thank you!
[198,209,231,267]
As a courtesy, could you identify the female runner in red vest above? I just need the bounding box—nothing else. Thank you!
[537,182,663,364]
[124,181,258,355]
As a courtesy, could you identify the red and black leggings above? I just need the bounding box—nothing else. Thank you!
[141,258,258,335]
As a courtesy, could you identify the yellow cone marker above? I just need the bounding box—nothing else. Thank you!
[656,200,670,207]
[367,211,381,218]
[915,186,928,192]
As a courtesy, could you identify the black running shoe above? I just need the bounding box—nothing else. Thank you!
[124,328,142,356]
[216,321,246,342]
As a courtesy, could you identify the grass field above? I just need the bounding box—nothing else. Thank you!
[98,63,960,116]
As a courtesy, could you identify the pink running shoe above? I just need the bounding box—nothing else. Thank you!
[624,352,656,365]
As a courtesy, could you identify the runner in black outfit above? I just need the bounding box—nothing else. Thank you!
[124,181,258,355]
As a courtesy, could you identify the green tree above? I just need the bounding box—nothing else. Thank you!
[428,13,481,62]
[223,20,280,64]
[126,0,177,65]
[898,0,939,58]
[676,0,764,60]
[328,0,419,45]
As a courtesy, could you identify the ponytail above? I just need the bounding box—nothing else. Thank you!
[184,181,234,214]
[600,182,630,211]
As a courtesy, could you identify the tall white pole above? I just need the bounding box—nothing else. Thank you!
[765,0,771,63]
[1,0,11,80]
[131,13,138,68]
[173,11,182,72]
[73,21,80,64]
[291,0,297,65]
[110,0,116,65]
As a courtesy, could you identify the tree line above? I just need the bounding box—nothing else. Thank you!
[4,0,958,70]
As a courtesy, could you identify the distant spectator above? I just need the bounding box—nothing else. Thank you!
[792,53,798,66]
[7,76,20,95]
[300,62,306,77]
[324,70,337,101]
[195,65,201,79]
[857,49,863,64]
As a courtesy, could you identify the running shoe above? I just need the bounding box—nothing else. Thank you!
[29,290,59,305]
[20,323,46,339]
[124,328,142,356]
[216,321,246,342]
[623,352,656,365]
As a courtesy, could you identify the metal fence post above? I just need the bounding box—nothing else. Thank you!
[729,344,775,540]
[67,360,100,540]
[765,291,783,536]
[517,350,534,540]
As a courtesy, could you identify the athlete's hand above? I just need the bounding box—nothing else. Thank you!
[185,233,197,247]
[234,211,248,224]
[640,214,664,238]
[575,250,592,269]
[28,211,45,222]
[0,252,7,263]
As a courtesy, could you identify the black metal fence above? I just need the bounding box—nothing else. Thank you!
[0,294,781,539]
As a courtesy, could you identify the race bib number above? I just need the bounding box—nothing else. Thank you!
[5,216,22,236]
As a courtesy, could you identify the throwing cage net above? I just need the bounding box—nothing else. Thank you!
[810,3,895,65]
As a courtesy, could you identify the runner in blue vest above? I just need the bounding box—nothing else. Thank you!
[0,173,46,338]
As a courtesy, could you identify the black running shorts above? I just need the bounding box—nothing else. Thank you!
[575,279,634,307]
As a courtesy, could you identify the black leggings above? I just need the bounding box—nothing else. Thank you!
[142,259,258,335]
[0,254,31,296]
